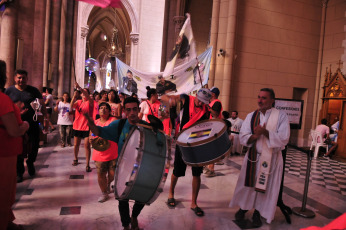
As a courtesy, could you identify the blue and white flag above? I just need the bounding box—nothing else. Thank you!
[116,47,212,98]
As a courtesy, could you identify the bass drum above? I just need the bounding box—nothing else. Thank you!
[176,119,231,167]
[114,124,170,205]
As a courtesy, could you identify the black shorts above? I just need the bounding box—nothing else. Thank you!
[172,145,203,177]
[47,108,53,114]
[72,129,89,138]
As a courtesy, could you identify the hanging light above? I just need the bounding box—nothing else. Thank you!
[107,9,123,58]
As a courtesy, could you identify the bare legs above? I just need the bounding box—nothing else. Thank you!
[168,174,201,209]
[73,136,91,167]
[84,136,91,168]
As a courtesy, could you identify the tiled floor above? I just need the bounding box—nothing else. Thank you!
[13,130,346,230]
[285,148,346,196]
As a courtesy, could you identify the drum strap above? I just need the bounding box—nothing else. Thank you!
[245,110,260,187]
[145,100,155,122]
[182,95,207,130]
[118,118,127,137]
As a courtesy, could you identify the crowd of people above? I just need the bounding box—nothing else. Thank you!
[4,64,339,230]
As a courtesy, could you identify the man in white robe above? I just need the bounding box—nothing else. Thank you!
[228,111,243,155]
[229,88,290,227]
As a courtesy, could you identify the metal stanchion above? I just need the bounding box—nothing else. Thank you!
[292,149,315,218]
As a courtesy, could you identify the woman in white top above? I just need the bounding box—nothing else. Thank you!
[54,92,73,147]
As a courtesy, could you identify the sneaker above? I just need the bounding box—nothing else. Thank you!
[98,193,109,203]
[252,210,262,227]
[205,170,216,177]
[323,154,330,158]
[235,208,247,221]
[26,160,36,176]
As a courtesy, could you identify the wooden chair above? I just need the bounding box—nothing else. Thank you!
[310,129,329,158]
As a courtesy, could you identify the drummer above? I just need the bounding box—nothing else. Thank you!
[161,88,211,217]
[84,97,146,230]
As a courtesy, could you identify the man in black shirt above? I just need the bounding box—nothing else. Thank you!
[156,75,177,96]
[5,69,48,182]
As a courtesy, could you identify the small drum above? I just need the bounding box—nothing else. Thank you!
[176,119,231,167]
[114,124,171,205]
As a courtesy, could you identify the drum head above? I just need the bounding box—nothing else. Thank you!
[176,119,227,146]
[115,128,141,197]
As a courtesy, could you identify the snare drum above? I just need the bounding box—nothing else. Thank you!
[114,124,170,205]
[176,119,231,167]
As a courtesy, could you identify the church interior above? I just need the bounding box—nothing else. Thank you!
[0,0,345,229]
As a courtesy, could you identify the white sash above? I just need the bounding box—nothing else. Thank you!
[255,108,280,193]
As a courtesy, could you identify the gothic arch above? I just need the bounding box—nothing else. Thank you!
[75,0,139,87]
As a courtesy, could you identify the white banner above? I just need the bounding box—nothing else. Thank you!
[116,47,212,98]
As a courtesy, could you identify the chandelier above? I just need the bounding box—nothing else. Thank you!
[108,27,123,57]
[107,9,123,58]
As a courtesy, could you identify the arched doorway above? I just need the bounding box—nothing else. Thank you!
[321,67,346,158]
[75,1,139,89]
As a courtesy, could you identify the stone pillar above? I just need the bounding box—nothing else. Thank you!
[50,0,61,95]
[220,0,238,111]
[43,0,51,88]
[58,0,67,97]
[32,0,46,90]
[208,0,221,87]
[130,32,139,68]
[77,25,89,87]
[312,0,329,127]
[0,1,17,88]
[125,44,131,66]
[64,0,75,94]
[173,16,185,40]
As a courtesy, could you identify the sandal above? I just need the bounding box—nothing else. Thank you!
[167,198,176,207]
[72,160,78,166]
[191,206,204,217]
[86,166,92,172]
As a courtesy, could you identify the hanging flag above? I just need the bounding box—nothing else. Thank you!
[163,13,196,78]
[116,47,212,98]
[75,0,121,8]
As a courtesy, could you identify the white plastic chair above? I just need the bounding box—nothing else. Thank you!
[310,129,329,158]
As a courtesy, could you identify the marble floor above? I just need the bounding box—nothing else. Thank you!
[13,130,346,230]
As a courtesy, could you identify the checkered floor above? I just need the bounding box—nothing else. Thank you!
[285,148,346,196]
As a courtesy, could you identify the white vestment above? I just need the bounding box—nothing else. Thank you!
[228,117,243,154]
[229,108,290,224]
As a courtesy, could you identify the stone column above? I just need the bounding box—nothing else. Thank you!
[43,0,51,88]
[50,0,61,95]
[312,0,329,127]
[208,0,221,87]
[130,32,139,68]
[220,0,238,111]
[173,16,185,40]
[0,1,17,88]
[58,0,67,97]
[78,25,89,87]
[32,0,46,90]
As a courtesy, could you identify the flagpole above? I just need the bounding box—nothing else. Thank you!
[195,57,203,88]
